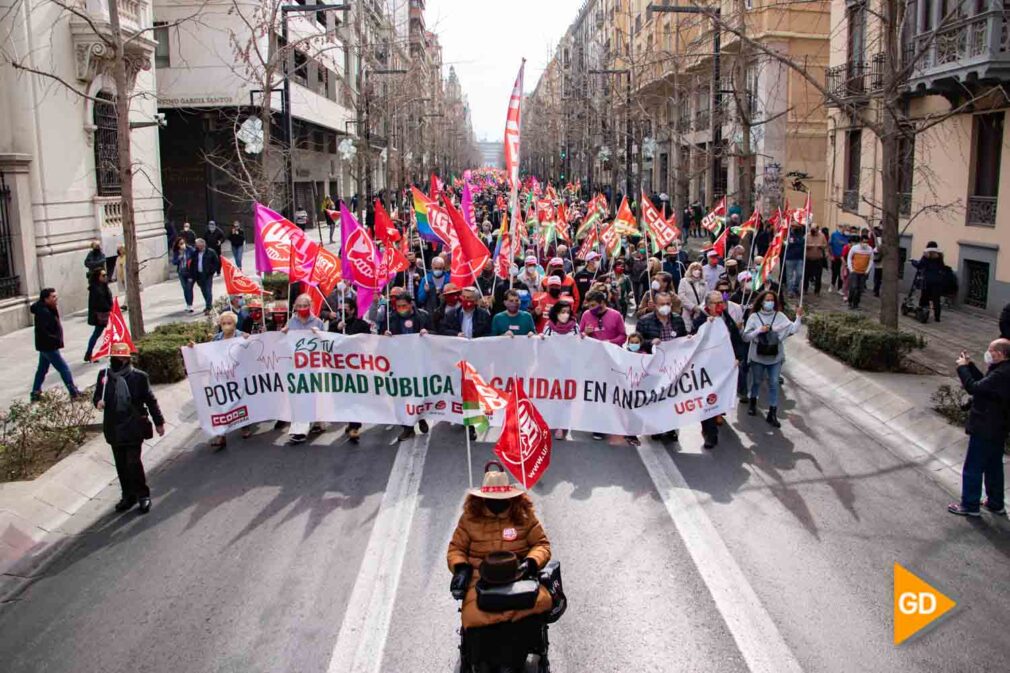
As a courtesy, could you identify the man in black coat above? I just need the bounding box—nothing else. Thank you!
[949,339,1010,516]
[30,288,82,401]
[205,221,226,260]
[440,287,492,338]
[383,294,431,440]
[188,238,220,315]
[93,342,165,514]
[635,291,687,354]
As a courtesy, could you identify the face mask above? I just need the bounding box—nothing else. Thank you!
[505,301,519,313]
[711,305,725,316]
[557,312,571,323]
[296,307,310,318]
[510,265,519,277]
[728,268,737,276]
[485,498,511,515]
[415,260,424,269]
[651,280,660,291]
[110,357,129,371]
[614,266,624,275]
[657,305,672,316]
[552,271,564,280]
[984,351,995,366]
[628,342,641,352]
[432,269,444,278]
[444,295,460,307]
[461,300,477,311]
[593,306,607,316]
[548,288,561,298]
[721,292,730,301]
[250,310,262,321]
[692,270,701,279]
[397,308,412,317]
[762,301,775,312]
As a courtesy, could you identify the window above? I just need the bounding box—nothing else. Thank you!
[153,22,170,68]
[93,92,121,197]
[293,49,309,85]
[967,112,1003,226]
[846,2,866,94]
[843,129,862,211]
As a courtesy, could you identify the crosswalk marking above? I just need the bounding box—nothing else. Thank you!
[637,439,804,673]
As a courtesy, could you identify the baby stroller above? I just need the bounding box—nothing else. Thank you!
[900,268,931,323]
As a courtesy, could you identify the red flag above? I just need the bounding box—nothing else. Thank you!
[705,226,729,258]
[555,202,571,244]
[614,196,635,230]
[307,283,332,317]
[504,61,525,195]
[494,382,552,489]
[430,173,443,200]
[443,195,491,286]
[640,191,680,248]
[222,256,265,296]
[575,226,599,260]
[374,199,402,244]
[701,197,727,233]
[90,298,136,361]
[309,246,343,296]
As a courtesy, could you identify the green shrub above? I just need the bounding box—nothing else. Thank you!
[262,273,290,300]
[136,320,215,384]
[806,311,925,372]
[0,391,95,482]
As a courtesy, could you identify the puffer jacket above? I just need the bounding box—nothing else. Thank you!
[447,498,553,629]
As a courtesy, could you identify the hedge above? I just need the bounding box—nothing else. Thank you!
[262,273,290,300]
[135,320,216,384]
[1,390,95,482]
[806,312,925,372]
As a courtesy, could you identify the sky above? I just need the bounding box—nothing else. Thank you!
[423,0,585,142]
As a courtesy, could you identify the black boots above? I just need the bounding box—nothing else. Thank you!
[766,406,781,428]
[747,397,757,416]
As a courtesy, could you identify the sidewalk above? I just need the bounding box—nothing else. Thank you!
[801,286,997,379]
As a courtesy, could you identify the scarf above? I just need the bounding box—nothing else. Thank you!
[548,318,578,335]
[107,363,134,414]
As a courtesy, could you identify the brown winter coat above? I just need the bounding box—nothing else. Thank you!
[447,495,553,629]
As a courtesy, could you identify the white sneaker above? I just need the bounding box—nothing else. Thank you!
[186,306,193,313]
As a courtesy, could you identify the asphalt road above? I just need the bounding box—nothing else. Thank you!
[2,377,1009,673]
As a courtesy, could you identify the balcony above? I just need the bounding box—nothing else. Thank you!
[905,10,1010,92]
[825,56,884,106]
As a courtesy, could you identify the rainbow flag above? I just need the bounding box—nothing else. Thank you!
[412,186,442,243]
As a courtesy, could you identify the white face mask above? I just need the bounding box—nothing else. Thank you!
[984,350,995,366]
[651,280,660,291]
[558,312,571,324]
[657,305,672,316]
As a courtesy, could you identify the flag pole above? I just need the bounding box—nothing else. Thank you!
[462,366,474,489]
[517,385,528,492]
[798,202,810,310]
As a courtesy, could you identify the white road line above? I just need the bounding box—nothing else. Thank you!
[637,440,804,673]
[326,432,430,673]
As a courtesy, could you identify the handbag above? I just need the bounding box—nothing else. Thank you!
[538,560,568,624]
[475,578,540,613]
[755,314,779,357]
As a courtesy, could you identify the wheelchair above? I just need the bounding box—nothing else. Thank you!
[458,616,551,673]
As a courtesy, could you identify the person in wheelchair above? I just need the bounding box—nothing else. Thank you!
[448,462,553,672]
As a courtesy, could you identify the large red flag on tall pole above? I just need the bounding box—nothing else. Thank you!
[494,382,552,490]
[442,195,491,287]
[504,60,525,219]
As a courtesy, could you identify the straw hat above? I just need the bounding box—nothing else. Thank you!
[110,342,132,357]
[467,461,525,500]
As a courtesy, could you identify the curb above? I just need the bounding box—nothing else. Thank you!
[784,329,1008,529]
[0,378,199,602]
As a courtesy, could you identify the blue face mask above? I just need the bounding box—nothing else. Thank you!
[762,301,775,312]
[432,269,444,278]
[628,342,641,352]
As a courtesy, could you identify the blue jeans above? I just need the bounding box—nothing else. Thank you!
[179,274,194,307]
[961,434,1005,511]
[84,323,104,359]
[785,259,803,294]
[32,350,78,395]
[749,360,783,407]
[232,245,243,270]
[198,276,213,310]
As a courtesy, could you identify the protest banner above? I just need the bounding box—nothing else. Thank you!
[182,321,738,437]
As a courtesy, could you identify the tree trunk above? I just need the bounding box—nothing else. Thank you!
[108,0,144,339]
[878,0,901,330]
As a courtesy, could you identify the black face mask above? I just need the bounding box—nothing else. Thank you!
[548,288,561,298]
[485,498,511,515]
[110,357,130,371]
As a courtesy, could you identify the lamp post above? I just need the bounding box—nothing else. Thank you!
[280,3,350,216]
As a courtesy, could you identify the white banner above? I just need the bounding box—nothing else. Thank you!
[182,321,738,436]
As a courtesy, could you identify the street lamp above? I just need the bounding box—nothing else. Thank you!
[280,3,350,215]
